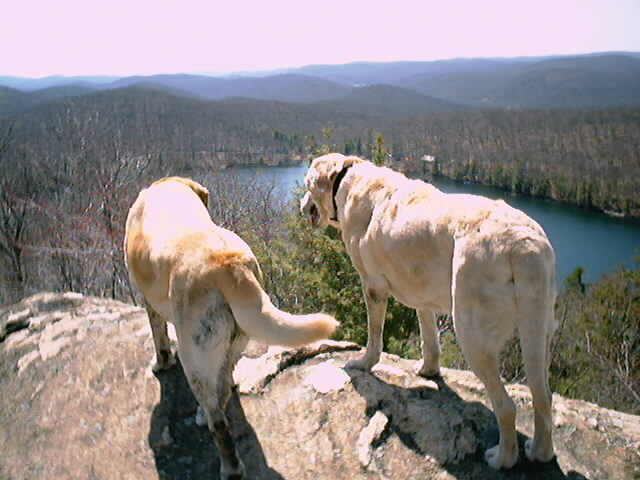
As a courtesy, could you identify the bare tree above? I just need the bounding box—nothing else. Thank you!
[0,124,30,303]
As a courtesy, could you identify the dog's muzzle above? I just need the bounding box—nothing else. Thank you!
[300,192,320,227]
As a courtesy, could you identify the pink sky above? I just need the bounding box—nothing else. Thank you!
[2,0,639,77]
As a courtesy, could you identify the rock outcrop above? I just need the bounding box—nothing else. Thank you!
[1,292,639,480]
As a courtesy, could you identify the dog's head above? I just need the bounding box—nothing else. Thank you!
[301,153,363,229]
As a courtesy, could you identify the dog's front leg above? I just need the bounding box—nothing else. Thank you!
[346,287,388,371]
[416,308,441,377]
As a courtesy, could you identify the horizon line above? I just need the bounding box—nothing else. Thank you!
[2,50,639,80]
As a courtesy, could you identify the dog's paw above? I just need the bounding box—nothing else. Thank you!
[151,350,176,373]
[223,473,244,480]
[524,438,554,463]
[220,459,245,480]
[344,356,376,372]
[485,444,518,470]
[415,359,441,378]
[195,406,208,427]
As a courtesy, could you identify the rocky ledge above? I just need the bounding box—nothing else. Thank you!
[1,293,639,479]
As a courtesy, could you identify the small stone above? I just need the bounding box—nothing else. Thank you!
[356,411,389,469]
[17,350,41,374]
[8,308,31,321]
[38,336,71,360]
[154,426,173,448]
[553,414,566,428]
[184,416,195,427]
[372,363,408,378]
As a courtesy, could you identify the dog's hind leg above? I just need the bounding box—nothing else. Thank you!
[416,308,441,377]
[145,301,175,372]
[175,300,245,480]
[519,314,555,463]
[455,307,518,469]
[196,327,248,427]
[513,260,557,463]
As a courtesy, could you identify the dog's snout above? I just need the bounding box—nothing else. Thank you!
[300,191,311,214]
[300,192,320,227]
[300,192,314,215]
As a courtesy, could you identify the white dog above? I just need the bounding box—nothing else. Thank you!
[125,177,338,479]
[301,153,557,469]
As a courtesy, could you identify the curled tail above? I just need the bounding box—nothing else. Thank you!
[209,253,338,347]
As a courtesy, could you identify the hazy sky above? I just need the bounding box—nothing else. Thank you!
[3,0,639,77]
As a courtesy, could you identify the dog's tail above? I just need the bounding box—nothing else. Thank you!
[209,253,338,347]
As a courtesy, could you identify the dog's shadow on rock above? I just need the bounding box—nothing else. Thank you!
[346,367,590,480]
[148,358,284,480]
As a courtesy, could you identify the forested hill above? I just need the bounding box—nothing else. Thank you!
[2,84,639,216]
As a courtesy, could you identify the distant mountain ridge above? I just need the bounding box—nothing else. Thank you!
[399,53,640,108]
[314,84,466,116]
[0,75,117,91]
[1,51,639,115]
[0,84,96,116]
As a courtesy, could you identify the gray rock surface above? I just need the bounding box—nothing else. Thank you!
[1,292,639,479]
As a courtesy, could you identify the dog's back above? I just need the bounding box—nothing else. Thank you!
[124,177,254,318]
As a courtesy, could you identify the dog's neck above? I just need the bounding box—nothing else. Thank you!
[331,164,353,222]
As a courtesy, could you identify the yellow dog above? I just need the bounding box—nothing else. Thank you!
[301,154,556,469]
[125,177,337,479]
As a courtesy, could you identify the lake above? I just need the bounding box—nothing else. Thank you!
[224,163,640,284]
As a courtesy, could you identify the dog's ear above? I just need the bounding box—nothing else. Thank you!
[308,154,362,193]
[327,159,344,184]
[183,178,209,208]
[328,156,362,183]
[190,182,209,208]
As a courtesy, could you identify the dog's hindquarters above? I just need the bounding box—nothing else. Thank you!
[452,232,557,469]
[171,253,336,479]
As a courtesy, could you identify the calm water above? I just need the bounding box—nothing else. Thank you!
[224,164,640,284]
